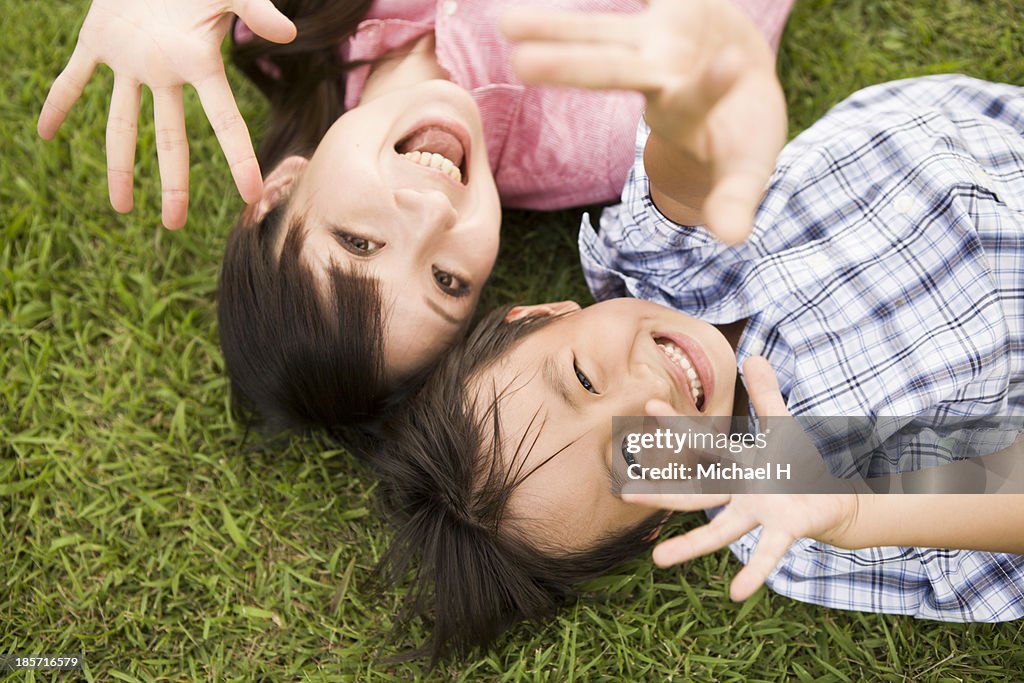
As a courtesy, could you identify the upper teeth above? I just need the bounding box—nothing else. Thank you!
[401,150,462,183]
[657,341,704,407]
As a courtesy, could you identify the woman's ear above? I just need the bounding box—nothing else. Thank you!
[241,155,309,223]
[505,301,581,322]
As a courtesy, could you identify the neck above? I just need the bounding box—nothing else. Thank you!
[359,33,448,104]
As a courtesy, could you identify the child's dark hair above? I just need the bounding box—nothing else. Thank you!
[219,0,404,435]
[218,204,389,436]
[373,306,665,663]
[230,0,375,169]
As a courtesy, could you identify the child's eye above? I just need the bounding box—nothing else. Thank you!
[620,437,637,467]
[332,229,383,255]
[433,267,470,298]
[574,359,598,394]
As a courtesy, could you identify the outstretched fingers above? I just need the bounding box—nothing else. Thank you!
[729,528,793,600]
[511,43,660,92]
[194,72,262,204]
[650,504,752,567]
[501,9,636,46]
[38,46,97,139]
[152,85,189,229]
[106,77,141,213]
[503,8,659,92]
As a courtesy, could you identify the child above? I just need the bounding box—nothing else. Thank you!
[371,11,1024,658]
[37,0,791,434]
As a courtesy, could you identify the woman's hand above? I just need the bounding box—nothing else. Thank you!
[625,357,860,601]
[501,0,786,244]
[38,0,296,229]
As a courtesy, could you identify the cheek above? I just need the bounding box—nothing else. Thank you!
[465,229,500,278]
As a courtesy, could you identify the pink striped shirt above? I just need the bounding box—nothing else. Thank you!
[237,0,793,209]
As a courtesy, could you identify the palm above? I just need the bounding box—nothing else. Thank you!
[640,0,786,243]
[39,0,295,228]
[503,0,786,244]
[637,358,860,601]
[81,0,230,85]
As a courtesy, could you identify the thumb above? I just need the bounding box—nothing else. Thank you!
[702,166,765,245]
[233,0,297,44]
[742,356,788,419]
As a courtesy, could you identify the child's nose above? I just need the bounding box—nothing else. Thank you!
[623,366,676,415]
[395,188,458,237]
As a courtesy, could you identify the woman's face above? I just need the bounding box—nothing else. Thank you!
[475,299,738,551]
[286,79,501,381]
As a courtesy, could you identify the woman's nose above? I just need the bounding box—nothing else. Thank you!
[395,188,458,236]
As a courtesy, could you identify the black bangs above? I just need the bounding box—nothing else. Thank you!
[218,206,389,437]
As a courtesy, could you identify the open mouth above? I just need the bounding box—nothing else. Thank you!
[395,124,469,185]
[654,336,706,411]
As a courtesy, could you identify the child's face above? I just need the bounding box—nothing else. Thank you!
[475,298,738,551]
[288,80,501,381]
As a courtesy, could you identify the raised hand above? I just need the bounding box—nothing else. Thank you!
[625,357,860,601]
[502,0,786,244]
[38,0,296,228]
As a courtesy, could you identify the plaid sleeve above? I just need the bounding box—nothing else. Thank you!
[726,533,1024,623]
[579,120,748,312]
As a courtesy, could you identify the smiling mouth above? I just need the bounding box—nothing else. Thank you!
[654,337,705,411]
[395,125,468,185]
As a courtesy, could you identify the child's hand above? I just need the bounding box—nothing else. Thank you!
[625,357,860,601]
[502,0,786,245]
[38,0,296,229]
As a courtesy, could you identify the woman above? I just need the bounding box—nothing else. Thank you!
[37,0,791,433]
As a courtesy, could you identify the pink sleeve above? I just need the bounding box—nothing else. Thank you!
[731,0,795,51]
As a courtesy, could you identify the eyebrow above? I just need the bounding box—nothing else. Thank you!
[425,296,461,326]
[542,354,580,412]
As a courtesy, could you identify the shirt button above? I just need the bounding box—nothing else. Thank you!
[443,0,457,16]
[893,193,914,215]
[973,167,992,186]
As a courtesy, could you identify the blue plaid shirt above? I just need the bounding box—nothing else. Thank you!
[581,76,1024,622]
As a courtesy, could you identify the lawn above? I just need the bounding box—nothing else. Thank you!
[3,0,1024,680]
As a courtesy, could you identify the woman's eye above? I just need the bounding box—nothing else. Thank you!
[333,230,382,255]
[574,360,598,394]
[433,267,469,297]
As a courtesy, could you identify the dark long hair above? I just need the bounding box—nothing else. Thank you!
[373,307,665,663]
[219,0,408,436]
[230,0,375,168]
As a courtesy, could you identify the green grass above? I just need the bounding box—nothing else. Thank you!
[3,0,1024,680]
